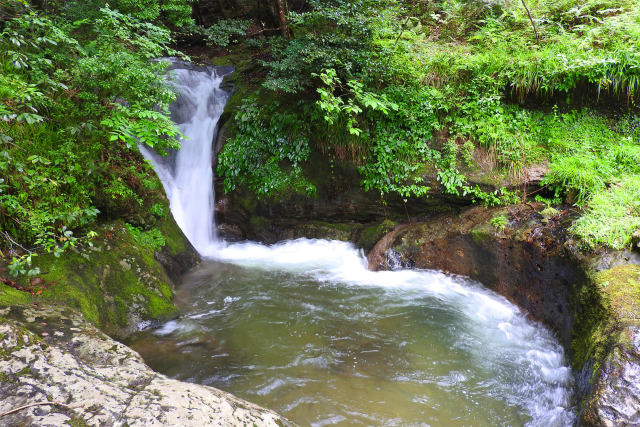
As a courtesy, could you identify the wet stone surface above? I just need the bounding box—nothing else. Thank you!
[0,304,291,426]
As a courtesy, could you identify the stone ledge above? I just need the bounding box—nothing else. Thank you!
[0,304,292,427]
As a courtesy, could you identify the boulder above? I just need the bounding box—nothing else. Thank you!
[0,304,291,427]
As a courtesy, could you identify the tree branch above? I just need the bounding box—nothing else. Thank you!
[2,231,33,254]
[520,0,540,44]
[1,401,73,417]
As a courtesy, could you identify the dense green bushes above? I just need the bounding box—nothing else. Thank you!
[214,0,640,250]
[1,0,639,266]
[0,1,183,271]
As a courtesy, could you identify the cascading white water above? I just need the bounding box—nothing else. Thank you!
[139,64,576,426]
[140,63,230,253]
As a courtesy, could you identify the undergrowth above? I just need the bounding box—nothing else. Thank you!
[216,0,640,250]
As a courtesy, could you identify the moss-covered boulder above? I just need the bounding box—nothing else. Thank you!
[0,217,198,338]
[578,265,640,425]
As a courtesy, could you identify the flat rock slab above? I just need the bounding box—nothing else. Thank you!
[0,304,292,426]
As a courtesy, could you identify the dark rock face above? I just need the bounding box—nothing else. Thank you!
[367,204,640,426]
[369,205,582,347]
[214,149,464,245]
[154,216,200,283]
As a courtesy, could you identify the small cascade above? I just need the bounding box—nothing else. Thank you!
[137,61,576,425]
[140,62,231,254]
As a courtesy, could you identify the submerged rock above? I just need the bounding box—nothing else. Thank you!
[0,304,291,427]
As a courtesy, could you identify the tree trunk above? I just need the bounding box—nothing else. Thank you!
[276,0,289,38]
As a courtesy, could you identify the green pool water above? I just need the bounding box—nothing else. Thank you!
[127,240,575,426]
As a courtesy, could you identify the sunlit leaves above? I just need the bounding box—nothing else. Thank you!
[218,99,314,197]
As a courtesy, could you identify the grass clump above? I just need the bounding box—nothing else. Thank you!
[490,215,509,232]
[571,177,640,250]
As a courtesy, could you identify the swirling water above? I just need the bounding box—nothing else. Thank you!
[133,64,576,426]
[129,240,575,426]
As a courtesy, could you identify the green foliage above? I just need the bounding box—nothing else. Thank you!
[3,0,639,254]
[125,224,167,250]
[0,1,182,266]
[61,0,194,27]
[199,19,250,47]
[540,112,640,203]
[217,98,315,197]
[571,177,640,250]
[316,68,399,137]
[150,203,167,218]
[8,254,40,277]
[261,0,399,94]
[357,84,441,198]
[217,0,640,251]
[540,206,561,218]
[490,214,509,232]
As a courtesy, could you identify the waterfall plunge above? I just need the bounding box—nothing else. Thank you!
[140,63,231,254]
[138,62,576,426]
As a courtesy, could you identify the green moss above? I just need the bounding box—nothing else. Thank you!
[358,220,397,252]
[470,223,494,244]
[0,283,33,306]
[571,282,609,374]
[291,221,355,241]
[237,191,258,213]
[0,318,41,360]
[596,265,640,322]
[156,215,187,256]
[571,264,640,379]
[20,221,179,336]
[145,293,176,319]
[0,371,13,383]
[249,216,270,235]
[65,417,91,427]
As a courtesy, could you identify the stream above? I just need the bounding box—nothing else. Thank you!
[131,62,576,426]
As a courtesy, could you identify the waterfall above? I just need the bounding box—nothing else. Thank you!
[138,62,576,425]
[140,62,231,254]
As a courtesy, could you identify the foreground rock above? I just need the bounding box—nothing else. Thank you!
[368,204,640,425]
[0,305,291,426]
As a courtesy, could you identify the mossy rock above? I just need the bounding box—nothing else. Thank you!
[246,216,360,243]
[573,264,640,373]
[597,264,640,322]
[357,220,397,253]
[0,219,196,338]
[288,221,356,241]
[0,284,32,307]
[572,264,640,422]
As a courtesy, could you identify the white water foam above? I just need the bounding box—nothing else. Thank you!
[142,64,575,426]
[213,238,575,426]
[140,64,229,252]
